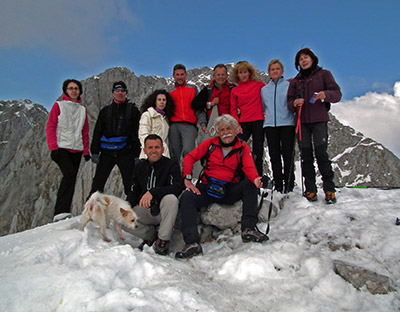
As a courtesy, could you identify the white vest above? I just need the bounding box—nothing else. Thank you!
[56,100,86,151]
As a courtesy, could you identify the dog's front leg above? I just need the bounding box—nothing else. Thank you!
[115,223,125,240]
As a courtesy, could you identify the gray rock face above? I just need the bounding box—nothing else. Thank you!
[0,66,400,236]
[334,260,394,294]
[0,100,48,171]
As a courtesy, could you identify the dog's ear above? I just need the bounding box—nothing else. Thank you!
[120,207,128,217]
[104,196,111,206]
[90,203,94,211]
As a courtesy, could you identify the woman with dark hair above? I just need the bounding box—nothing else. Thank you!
[287,48,342,204]
[230,61,266,175]
[139,89,175,158]
[261,59,295,193]
[46,79,90,221]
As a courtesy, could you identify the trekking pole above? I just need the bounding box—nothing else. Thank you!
[295,104,304,194]
[285,130,297,197]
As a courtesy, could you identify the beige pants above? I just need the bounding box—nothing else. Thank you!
[124,194,179,241]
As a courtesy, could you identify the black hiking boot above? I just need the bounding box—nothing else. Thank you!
[137,239,155,251]
[153,238,169,256]
[241,228,269,243]
[175,243,203,259]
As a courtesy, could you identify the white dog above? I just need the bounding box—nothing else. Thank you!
[80,191,138,242]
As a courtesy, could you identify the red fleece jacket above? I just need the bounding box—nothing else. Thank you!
[183,137,259,184]
[230,80,265,123]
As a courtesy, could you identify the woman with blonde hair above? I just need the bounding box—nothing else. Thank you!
[261,60,295,193]
[230,61,265,175]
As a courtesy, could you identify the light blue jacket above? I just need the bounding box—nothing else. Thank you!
[261,78,295,127]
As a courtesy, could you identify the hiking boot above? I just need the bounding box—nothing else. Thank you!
[304,191,318,202]
[137,239,155,251]
[241,228,269,243]
[53,213,72,222]
[153,238,169,256]
[175,243,203,259]
[325,191,337,204]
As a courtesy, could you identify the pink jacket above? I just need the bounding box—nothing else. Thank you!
[46,94,90,155]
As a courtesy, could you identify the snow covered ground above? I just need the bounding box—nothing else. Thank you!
[0,187,399,312]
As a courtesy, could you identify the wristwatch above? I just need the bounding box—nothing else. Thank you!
[185,174,192,180]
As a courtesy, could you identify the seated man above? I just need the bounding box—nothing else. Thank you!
[127,134,183,255]
[176,114,268,259]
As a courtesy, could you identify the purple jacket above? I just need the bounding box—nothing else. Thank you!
[287,66,341,123]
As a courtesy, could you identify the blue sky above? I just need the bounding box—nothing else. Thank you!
[1,0,399,110]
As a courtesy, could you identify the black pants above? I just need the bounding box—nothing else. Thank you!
[53,149,82,215]
[239,120,264,175]
[179,179,259,244]
[264,126,295,192]
[300,122,335,193]
[89,151,135,198]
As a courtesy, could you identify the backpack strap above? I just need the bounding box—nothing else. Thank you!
[199,141,244,183]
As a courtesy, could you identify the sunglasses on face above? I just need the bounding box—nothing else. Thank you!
[113,88,127,93]
[67,87,79,91]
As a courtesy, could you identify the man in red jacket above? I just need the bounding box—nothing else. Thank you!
[168,64,199,163]
[175,114,269,259]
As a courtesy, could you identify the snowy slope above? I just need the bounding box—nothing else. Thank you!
[1,187,399,312]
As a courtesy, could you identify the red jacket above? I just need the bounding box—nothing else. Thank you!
[169,82,198,125]
[183,136,259,184]
[230,80,265,123]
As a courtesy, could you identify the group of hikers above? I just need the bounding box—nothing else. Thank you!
[46,47,342,259]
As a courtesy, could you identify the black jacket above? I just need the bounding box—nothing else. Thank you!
[128,156,184,207]
[91,99,141,156]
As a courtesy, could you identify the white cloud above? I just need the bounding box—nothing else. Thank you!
[0,0,137,64]
[331,82,400,158]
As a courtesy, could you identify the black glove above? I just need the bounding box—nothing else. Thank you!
[51,149,60,162]
[91,154,100,164]
[84,155,91,162]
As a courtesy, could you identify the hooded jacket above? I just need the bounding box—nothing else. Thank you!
[287,66,342,123]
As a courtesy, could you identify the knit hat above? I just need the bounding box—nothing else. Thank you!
[112,81,128,92]
[295,48,319,71]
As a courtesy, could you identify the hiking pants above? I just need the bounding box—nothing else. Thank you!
[89,151,135,198]
[125,194,179,241]
[53,149,82,215]
[264,126,295,192]
[239,120,264,176]
[300,122,335,193]
[168,123,198,163]
[179,179,259,244]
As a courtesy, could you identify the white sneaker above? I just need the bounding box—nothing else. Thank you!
[53,213,72,222]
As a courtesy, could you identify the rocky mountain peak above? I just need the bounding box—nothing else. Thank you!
[0,66,399,236]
